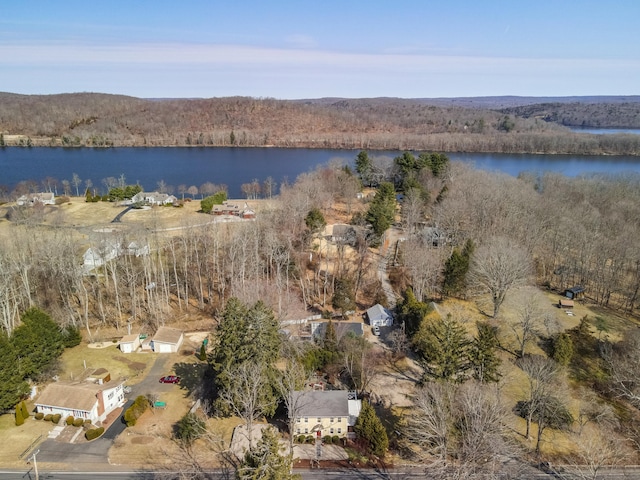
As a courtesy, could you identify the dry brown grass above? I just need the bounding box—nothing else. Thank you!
[0,412,56,468]
[58,343,156,384]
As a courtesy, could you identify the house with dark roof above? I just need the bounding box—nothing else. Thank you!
[35,379,125,424]
[151,326,184,353]
[290,390,361,439]
[309,321,364,339]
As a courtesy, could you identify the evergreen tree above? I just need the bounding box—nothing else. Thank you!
[354,401,389,457]
[174,412,206,448]
[15,403,24,426]
[236,427,299,480]
[552,333,574,366]
[304,207,326,234]
[11,308,64,380]
[355,150,373,186]
[0,332,28,413]
[210,299,282,403]
[395,288,431,337]
[62,324,82,348]
[365,182,396,238]
[332,277,356,318]
[469,322,501,382]
[323,320,338,354]
[414,314,471,383]
[20,400,29,420]
[442,239,474,298]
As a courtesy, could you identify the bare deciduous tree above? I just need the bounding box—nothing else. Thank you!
[468,237,532,318]
[218,362,274,448]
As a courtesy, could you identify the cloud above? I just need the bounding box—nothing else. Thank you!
[284,34,317,49]
[2,41,638,98]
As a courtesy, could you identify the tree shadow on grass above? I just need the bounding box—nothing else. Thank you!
[173,361,216,406]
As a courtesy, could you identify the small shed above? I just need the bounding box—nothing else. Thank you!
[559,298,574,309]
[119,334,142,354]
[366,304,393,327]
[151,326,184,353]
[564,286,585,300]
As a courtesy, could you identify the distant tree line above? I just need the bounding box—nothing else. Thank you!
[0,93,638,154]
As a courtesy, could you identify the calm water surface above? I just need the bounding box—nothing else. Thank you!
[568,127,640,135]
[1,147,639,198]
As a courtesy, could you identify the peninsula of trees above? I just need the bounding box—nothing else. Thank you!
[1,92,639,154]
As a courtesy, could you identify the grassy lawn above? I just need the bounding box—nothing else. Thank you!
[0,411,56,468]
[58,343,156,385]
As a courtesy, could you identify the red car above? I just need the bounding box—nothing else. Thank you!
[159,375,180,384]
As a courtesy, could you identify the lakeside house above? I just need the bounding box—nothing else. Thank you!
[131,191,177,206]
[211,201,255,219]
[16,192,55,206]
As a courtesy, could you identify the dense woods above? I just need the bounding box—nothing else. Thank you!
[1,92,639,154]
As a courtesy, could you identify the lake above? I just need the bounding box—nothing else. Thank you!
[568,127,640,135]
[1,147,639,198]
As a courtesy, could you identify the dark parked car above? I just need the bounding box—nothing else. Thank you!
[159,375,180,384]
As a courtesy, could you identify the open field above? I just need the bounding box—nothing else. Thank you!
[0,196,276,244]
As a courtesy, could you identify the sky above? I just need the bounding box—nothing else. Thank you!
[1,0,639,99]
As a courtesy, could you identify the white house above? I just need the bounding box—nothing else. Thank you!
[151,326,184,353]
[16,192,55,206]
[119,334,142,353]
[82,242,121,270]
[35,380,125,424]
[366,304,393,327]
[290,390,361,439]
[132,192,177,206]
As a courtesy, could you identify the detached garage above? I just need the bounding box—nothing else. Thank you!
[151,327,184,353]
[119,334,142,353]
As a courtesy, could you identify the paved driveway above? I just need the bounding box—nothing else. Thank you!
[36,355,175,465]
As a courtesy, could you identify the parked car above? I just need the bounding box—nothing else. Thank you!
[159,375,180,384]
[372,325,380,336]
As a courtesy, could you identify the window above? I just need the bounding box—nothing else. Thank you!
[304,428,308,434]
[330,428,334,434]
[317,417,321,423]
[296,417,300,423]
[304,417,308,423]
[330,417,334,423]
[337,428,342,434]
[296,428,300,434]
[337,417,341,422]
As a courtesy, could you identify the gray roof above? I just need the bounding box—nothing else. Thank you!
[292,390,352,418]
[366,304,390,321]
[312,321,364,338]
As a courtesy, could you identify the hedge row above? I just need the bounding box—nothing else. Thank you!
[85,427,105,441]
[124,395,149,427]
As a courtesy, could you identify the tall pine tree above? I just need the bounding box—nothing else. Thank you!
[469,322,501,383]
[354,401,389,457]
[442,239,474,298]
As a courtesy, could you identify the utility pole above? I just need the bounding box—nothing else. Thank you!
[28,449,39,480]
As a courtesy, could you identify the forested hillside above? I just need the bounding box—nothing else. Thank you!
[1,92,639,154]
